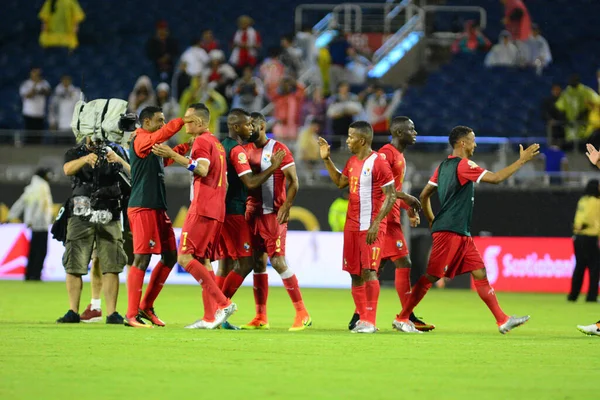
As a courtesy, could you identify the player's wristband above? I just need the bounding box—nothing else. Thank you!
[187,158,197,172]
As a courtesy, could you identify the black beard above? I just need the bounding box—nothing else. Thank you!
[247,130,260,143]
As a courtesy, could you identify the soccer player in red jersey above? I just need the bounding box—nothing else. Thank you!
[319,121,397,333]
[233,111,311,331]
[124,106,199,328]
[394,126,539,334]
[152,103,236,329]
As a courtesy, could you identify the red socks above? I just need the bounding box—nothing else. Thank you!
[399,276,432,320]
[184,259,230,308]
[215,274,226,290]
[282,274,307,313]
[222,271,246,299]
[202,271,217,322]
[140,261,171,310]
[126,266,145,319]
[253,273,269,317]
[365,280,380,325]
[351,285,367,319]
[474,278,508,324]
[395,268,411,307]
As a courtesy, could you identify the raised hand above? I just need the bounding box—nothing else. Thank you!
[318,137,331,160]
[519,143,540,163]
[586,143,600,167]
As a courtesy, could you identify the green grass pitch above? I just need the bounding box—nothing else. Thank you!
[0,280,598,399]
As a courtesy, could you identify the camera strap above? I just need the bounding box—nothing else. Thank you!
[99,99,111,141]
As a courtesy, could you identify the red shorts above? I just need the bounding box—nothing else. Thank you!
[248,213,287,257]
[179,214,223,261]
[127,208,176,255]
[218,214,253,260]
[343,229,386,276]
[382,222,409,261]
[426,231,485,279]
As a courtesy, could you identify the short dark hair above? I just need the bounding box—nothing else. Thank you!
[584,179,600,197]
[139,106,163,124]
[349,120,373,144]
[448,126,473,147]
[227,108,251,126]
[390,116,411,135]
[188,103,210,123]
[250,112,267,124]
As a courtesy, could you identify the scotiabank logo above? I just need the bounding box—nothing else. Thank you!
[474,237,584,293]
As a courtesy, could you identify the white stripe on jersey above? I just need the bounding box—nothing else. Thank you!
[260,139,277,215]
[359,153,378,231]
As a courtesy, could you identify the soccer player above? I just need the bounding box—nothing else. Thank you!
[348,116,434,332]
[151,103,236,329]
[124,106,199,328]
[319,121,397,333]
[233,111,311,331]
[394,126,539,334]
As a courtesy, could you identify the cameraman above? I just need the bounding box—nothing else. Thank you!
[57,136,130,324]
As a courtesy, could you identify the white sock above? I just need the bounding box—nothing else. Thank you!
[279,269,294,280]
[91,298,101,311]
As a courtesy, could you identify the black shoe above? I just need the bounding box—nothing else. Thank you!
[348,312,360,330]
[106,312,125,324]
[57,310,80,323]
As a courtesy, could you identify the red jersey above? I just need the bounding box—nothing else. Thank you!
[244,139,295,216]
[428,156,488,186]
[189,132,227,222]
[379,144,410,225]
[342,151,395,232]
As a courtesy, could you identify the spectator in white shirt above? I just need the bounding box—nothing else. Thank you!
[179,38,210,77]
[232,66,264,112]
[19,67,52,142]
[485,31,519,67]
[527,24,552,74]
[49,75,81,143]
[8,167,54,281]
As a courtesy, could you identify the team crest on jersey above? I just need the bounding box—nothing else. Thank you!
[467,160,479,169]
[263,153,271,163]
[243,242,250,251]
[396,240,403,249]
[238,153,248,164]
[362,167,371,176]
[216,143,225,152]
[149,240,156,248]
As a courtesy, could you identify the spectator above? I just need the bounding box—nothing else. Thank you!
[365,86,402,150]
[526,24,552,73]
[171,61,191,101]
[328,34,351,94]
[20,67,51,142]
[484,31,519,67]
[328,190,349,232]
[179,38,210,78]
[200,30,220,53]
[501,0,532,41]
[49,75,80,143]
[229,15,262,75]
[272,77,305,141]
[38,0,85,51]
[155,83,179,123]
[145,20,179,82]
[8,167,54,281]
[259,47,285,99]
[295,24,317,75]
[297,118,323,183]
[541,83,566,144]
[204,49,238,101]
[128,75,156,114]
[302,86,327,127]
[280,34,302,78]
[539,139,568,185]
[451,21,492,54]
[232,66,264,112]
[555,74,600,144]
[179,76,227,136]
[345,47,372,86]
[327,82,363,148]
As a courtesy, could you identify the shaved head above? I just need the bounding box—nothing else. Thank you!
[390,116,412,136]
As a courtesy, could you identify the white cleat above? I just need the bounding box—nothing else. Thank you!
[351,321,377,333]
[185,319,212,329]
[211,302,238,329]
[577,323,600,336]
[392,319,423,333]
[498,315,530,334]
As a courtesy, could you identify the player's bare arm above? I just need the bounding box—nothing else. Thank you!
[151,143,210,177]
[419,183,437,229]
[318,137,349,189]
[586,143,600,168]
[277,164,299,224]
[480,143,540,184]
[106,148,131,174]
[366,184,397,245]
[396,191,421,211]
[240,149,286,189]
[63,153,98,175]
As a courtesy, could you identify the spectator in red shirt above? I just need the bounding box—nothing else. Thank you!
[200,30,219,53]
[501,0,532,41]
[272,77,305,141]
